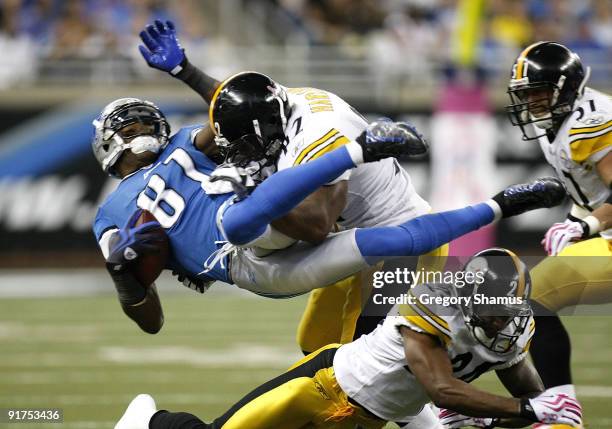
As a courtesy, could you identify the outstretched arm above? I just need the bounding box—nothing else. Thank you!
[401,326,522,418]
[138,20,220,103]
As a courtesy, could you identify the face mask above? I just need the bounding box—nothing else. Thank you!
[129,136,163,154]
[530,112,553,130]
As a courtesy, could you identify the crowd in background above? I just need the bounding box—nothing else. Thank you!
[0,0,610,87]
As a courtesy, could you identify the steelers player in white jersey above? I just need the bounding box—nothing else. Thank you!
[506,41,612,428]
[137,19,446,353]
[114,249,583,429]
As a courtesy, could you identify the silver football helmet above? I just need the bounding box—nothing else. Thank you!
[92,98,170,176]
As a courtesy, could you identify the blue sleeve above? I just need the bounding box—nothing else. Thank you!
[355,203,495,264]
[222,146,356,244]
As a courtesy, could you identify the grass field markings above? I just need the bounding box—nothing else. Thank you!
[0,392,238,406]
[577,385,612,397]
[1,369,281,385]
[99,344,302,367]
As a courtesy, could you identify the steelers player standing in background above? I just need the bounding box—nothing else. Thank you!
[506,41,612,429]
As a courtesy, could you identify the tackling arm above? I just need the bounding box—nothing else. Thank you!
[400,326,523,418]
[271,182,348,244]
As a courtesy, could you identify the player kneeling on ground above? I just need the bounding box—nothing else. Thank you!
[114,249,582,429]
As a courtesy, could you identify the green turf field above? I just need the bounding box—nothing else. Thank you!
[1,294,611,428]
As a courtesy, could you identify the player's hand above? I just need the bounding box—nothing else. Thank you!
[542,220,585,255]
[520,391,582,426]
[438,409,497,428]
[139,20,186,75]
[210,163,256,201]
[357,118,428,162]
[107,209,166,266]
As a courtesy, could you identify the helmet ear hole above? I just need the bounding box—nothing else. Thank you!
[102,144,110,151]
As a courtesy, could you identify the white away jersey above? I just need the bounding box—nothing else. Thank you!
[537,87,612,239]
[277,87,430,229]
[333,282,534,422]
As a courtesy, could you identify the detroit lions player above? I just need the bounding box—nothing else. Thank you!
[92,98,565,334]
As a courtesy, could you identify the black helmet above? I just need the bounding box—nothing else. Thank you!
[506,41,589,140]
[460,248,532,353]
[209,71,290,168]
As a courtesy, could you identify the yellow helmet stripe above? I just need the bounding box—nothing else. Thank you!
[515,42,542,80]
[506,249,526,298]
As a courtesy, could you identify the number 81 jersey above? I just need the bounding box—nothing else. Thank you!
[538,87,612,237]
[93,125,233,283]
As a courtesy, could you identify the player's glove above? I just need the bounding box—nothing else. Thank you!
[542,220,588,256]
[106,209,166,267]
[519,391,582,426]
[210,164,256,201]
[438,409,498,428]
[491,177,566,219]
[356,118,428,162]
[139,20,186,75]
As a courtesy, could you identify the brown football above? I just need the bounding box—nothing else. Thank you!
[131,210,169,286]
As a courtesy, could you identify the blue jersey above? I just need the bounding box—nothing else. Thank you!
[93,125,233,283]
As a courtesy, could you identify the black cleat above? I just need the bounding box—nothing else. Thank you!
[492,177,566,218]
[356,120,428,162]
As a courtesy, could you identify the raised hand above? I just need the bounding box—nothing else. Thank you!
[138,20,186,75]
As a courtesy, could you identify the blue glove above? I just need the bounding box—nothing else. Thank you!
[138,20,186,75]
[107,209,165,266]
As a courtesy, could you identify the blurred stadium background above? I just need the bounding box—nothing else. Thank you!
[0,0,611,427]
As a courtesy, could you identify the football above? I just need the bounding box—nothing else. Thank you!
[131,210,170,286]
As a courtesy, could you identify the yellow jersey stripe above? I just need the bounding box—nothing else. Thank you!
[410,292,450,331]
[515,42,541,79]
[293,129,339,165]
[570,131,612,163]
[407,300,452,338]
[306,136,350,162]
[404,316,451,344]
[569,120,612,136]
